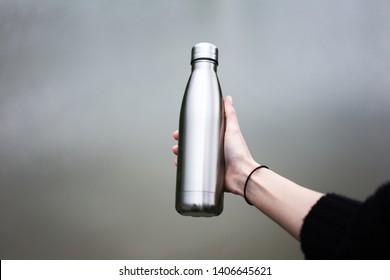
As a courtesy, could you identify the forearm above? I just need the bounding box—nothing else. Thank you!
[235,163,324,240]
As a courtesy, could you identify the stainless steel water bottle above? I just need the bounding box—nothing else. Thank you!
[175,42,225,217]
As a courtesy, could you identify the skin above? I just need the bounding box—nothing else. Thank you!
[172,95,324,240]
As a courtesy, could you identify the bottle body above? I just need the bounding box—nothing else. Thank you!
[175,43,225,217]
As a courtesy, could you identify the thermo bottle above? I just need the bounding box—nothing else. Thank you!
[175,42,225,217]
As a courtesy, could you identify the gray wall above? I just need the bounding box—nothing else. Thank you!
[1,0,389,259]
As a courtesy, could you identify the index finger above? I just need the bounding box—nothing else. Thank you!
[173,130,179,140]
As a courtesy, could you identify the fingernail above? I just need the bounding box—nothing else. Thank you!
[225,95,232,103]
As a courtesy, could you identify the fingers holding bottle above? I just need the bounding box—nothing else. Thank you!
[172,130,179,165]
[223,95,258,196]
[172,96,258,194]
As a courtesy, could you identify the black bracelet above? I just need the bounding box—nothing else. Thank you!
[244,165,269,205]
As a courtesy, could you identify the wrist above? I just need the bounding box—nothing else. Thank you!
[243,165,270,205]
[227,158,259,197]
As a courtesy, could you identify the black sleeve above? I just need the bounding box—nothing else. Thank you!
[300,182,390,259]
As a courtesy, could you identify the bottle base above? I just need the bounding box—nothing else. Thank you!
[175,191,223,217]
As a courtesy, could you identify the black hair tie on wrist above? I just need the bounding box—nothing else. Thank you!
[244,165,269,206]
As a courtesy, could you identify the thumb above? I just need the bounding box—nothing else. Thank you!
[224,95,240,134]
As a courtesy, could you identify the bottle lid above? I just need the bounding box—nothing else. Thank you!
[191,42,218,64]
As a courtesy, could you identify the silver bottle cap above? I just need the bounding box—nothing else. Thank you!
[191,42,218,64]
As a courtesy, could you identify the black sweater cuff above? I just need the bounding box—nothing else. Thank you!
[300,193,362,259]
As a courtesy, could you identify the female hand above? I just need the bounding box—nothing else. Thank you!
[172,95,258,196]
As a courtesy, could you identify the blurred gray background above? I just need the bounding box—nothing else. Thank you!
[1,0,389,259]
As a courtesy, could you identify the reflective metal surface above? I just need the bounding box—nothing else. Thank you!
[176,42,225,217]
[191,42,218,63]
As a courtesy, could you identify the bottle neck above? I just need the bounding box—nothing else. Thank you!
[191,59,218,72]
